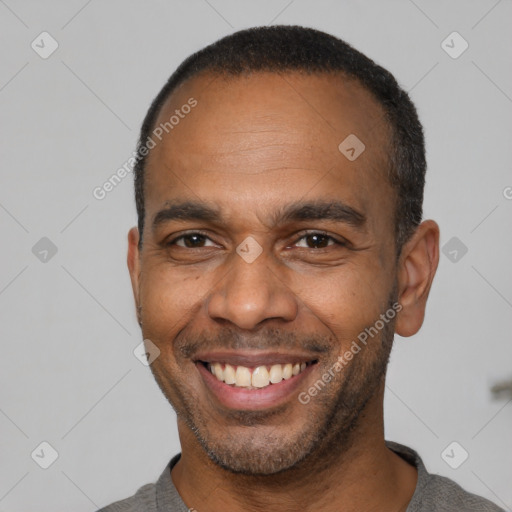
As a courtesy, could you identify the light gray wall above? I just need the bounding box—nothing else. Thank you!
[1,1,511,510]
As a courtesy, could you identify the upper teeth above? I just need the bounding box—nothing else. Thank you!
[208,362,307,389]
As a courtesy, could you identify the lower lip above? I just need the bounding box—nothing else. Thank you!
[196,362,314,411]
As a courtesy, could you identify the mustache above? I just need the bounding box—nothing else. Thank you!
[177,326,333,359]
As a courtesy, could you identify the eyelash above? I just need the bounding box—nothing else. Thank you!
[166,231,346,249]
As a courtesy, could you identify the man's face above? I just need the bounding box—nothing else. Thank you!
[130,72,400,474]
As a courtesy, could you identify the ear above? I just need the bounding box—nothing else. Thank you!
[395,220,439,337]
[127,227,142,326]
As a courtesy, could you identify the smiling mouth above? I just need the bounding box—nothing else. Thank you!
[199,361,317,389]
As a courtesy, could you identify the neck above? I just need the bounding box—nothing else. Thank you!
[171,382,417,512]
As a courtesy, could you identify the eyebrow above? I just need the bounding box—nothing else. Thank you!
[152,199,366,231]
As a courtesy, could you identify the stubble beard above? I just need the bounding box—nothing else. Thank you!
[149,293,397,476]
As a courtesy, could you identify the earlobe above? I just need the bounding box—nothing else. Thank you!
[395,220,440,337]
[127,227,142,324]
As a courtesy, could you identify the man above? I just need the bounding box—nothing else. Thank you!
[99,26,503,511]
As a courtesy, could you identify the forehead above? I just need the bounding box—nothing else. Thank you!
[144,71,394,232]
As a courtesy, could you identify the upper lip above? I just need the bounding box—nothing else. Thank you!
[193,350,318,367]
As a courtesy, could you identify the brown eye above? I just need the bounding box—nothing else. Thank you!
[295,233,340,249]
[168,233,215,248]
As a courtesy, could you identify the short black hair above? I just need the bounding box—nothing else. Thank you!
[133,25,425,251]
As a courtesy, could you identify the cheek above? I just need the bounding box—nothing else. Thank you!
[291,265,391,337]
[141,265,206,315]
[138,266,210,357]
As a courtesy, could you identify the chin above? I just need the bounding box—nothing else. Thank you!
[205,442,310,476]
[191,421,321,475]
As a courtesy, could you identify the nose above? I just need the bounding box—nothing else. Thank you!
[206,245,298,330]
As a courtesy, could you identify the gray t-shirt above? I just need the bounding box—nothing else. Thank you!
[97,440,505,511]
